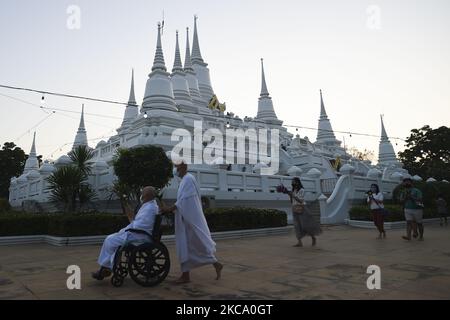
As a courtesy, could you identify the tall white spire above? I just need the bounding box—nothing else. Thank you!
[121,69,139,129]
[184,27,194,72]
[378,115,398,165]
[171,31,196,113]
[320,89,328,118]
[24,132,39,173]
[190,16,215,105]
[184,27,204,108]
[128,68,136,105]
[316,90,339,145]
[191,15,204,64]
[172,31,184,73]
[73,104,88,149]
[380,114,388,140]
[79,104,86,130]
[152,22,167,72]
[260,58,270,97]
[142,23,177,112]
[256,59,281,124]
[30,131,37,156]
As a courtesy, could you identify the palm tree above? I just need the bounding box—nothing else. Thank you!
[68,145,94,176]
[46,146,97,212]
[46,165,85,212]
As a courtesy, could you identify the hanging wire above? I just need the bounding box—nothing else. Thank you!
[0,92,120,127]
[13,112,55,142]
[0,84,408,139]
[0,83,408,159]
[0,84,131,107]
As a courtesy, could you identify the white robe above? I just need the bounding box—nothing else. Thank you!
[175,173,217,272]
[97,200,158,269]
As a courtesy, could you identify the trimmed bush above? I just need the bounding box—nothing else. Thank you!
[0,213,49,236]
[349,205,438,222]
[0,207,287,237]
[205,207,287,232]
[47,213,129,237]
[0,198,11,213]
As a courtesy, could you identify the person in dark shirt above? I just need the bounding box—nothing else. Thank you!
[436,194,448,226]
[398,178,424,241]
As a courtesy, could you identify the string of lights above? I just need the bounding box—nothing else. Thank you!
[0,84,130,107]
[13,112,55,142]
[45,128,118,158]
[0,92,121,127]
[0,83,407,158]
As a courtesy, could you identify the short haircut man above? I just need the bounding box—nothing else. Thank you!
[92,186,158,280]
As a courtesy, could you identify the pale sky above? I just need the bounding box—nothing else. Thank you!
[0,0,449,162]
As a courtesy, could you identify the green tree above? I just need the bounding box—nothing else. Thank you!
[46,145,96,212]
[398,126,450,181]
[113,146,173,202]
[0,142,27,198]
[392,180,450,210]
[68,144,94,176]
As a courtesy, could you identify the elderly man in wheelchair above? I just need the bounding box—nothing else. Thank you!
[92,186,170,287]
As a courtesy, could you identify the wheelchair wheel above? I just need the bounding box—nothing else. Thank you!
[111,274,124,287]
[128,242,170,287]
[112,247,129,278]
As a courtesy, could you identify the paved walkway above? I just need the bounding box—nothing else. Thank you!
[1,225,450,300]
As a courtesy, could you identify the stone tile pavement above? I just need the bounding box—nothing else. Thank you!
[1,225,450,300]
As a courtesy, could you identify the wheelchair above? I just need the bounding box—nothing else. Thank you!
[110,214,170,287]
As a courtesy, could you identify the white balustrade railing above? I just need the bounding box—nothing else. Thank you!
[9,167,323,208]
[319,172,402,224]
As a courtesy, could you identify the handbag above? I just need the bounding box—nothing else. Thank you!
[292,204,305,214]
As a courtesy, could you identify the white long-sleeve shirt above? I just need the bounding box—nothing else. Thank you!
[123,200,158,235]
[367,192,384,210]
[291,188,306,205]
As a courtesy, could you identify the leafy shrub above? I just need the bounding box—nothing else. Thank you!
[349,205,438,222]
[47,213,129,237]
[0,198,11,213]
[0,207,287,237]
[205,207,287,232]
[392,181,450,209]
[0,213,49,236]
[113,146,173,201]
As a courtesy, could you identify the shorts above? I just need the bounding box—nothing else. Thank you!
[404,209,423,223]
[438,210,448,218]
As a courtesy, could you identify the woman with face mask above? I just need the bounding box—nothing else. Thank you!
[367,184,386,239]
